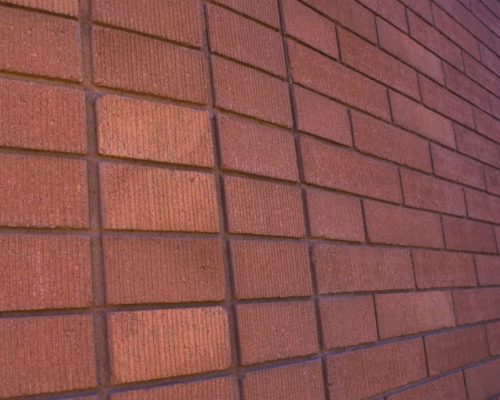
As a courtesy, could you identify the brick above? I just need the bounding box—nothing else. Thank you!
[455,124,500,167]
[419,76,475,128]
[425,327,489,375]
[464,53,500,97]
[218,115,298,180]
[213,0,280,27]
[289,40,390,120]
[339,28,418,99]
[0,6,81,80]
[465,359,500,400]
[471,0,500,35]
[0,154,88,228]
[358,0,408,31]
[104,237,225,305]
[431,144,485,189]
[320,295,377,349]
[388,373,467,400]
[401,0,433,23]
[213,56,291,127]
[390,91,455,148]
[491,93,500,118]
[97,95,213,167]
[474,107,500,143]
[496,226,500,249]
[352,111,432,172]
[108,307,230,383]
[365,200,444,248]
[100,163,219,232]
[0,315,96,398]
[2,0,79,15]
[476,255,500,285]
[224,176,304,237]
[443,216,496,253]
[485,166,500,195]
[0,235,91,312]
[314,244,414,293]
[243,362,324,400]
[376,291,455,338]
[413,250,477,288]
[479,43,500,75]
[237,301,318,365]
[465,189,500,223]
[301,137,401,202]
[307,189,365,242]
[283,0,338,58]
[294,86,351,145]
[453,288,500,323]
[231,240,312,299]
[110,378,236,400]
[327,339,427,400]
[378,19,444,83]
[0,79,86,153]
[93,0,202,46]
[487,322,500,355]
[92,27,207,103]
[208,5,285,76]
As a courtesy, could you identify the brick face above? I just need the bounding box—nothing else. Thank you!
[453,288,500,324]
[442,216,497,253]
[2,0,79,15]
[464,359,500,400]
[388,373,467,400]
[476,255,500,286]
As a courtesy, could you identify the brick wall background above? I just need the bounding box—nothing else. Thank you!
[0,0,499,399]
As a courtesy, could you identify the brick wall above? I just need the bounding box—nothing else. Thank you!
[0,0,499,399]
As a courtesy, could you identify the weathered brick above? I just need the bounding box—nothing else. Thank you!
[97,95,213,167]
[314,244,414,293]
[327,339,427,400]
[301,137,401,202]
[487,322,500,355]
[231,240,312,299]
[2,0,79,15]
[453,288,500,324]
[474,107,500,143]
[237,301,318,365]
[442,216,496,253]
[218,115,298,180]
[476,255,500,285]
[464,359,500,400]
[92,27,207,103]
[464,53,500,97]
[100,163,219,232]
[320,295,377,349]
[455,124,500,167]
[465,189,500,223]
[0,315,96,398]
[213,0,280,27]
[108,307,231,383]
[388,373,467,400]
[365,200,444,248]
[485,166,500,195]
[358,0,408,31]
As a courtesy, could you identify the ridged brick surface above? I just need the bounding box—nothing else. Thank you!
[388,373,467,400]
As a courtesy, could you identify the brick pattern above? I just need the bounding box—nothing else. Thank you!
[1,1,500,399]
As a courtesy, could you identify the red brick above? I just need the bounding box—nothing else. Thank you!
[218,115,298,181]
[208,5,285,76]
[401,0,433,23]
[320,295,377,349]
[289,40,390,120]
[97,95,213,167]
[2,0,79,15]
[0,79,85,153]
[92,27,207,103]
[388,373,467,400]
[490,93,500,118]
[358,0,408,31]
[485,166,500,195]
[487,322,500,355]
[419,76,475,128]
[0,315,96,398]
[231,240,312,299]
[327,339,427,400]
[237,301,318,365]
[474,107,500,143]
[213,56,291,127]
[213,0,280,27]
[303,0,377,43]
[443,216,497,253]
[476,255,500,285]
[224,176,304,237]
[0,6,81,80]
[378,19,444,83]
[104,237,225,305]
[314,244,414,293]
[365,200,444,248]
[307,189,365,242]
[453,288,500,323]
[431,144,486,189]
[283,0,338,58]
[294,86,351,145]
[352,111,432,172]
[0,235,91,312]
[425,327,489,375]
[471,0,500,35]
[339,28,418,99]
[479,43,500,75]
[110,378,236,400]
[390,91,455,148]
[0,154,88,228]
[465,359,500,400]
[100,163,219,232]
[301,137,401,202]
[496,226,500,249]
[108,307,231,383]
[465,189,500,223]
[243,361,325,400]
[464,53,500,97]
[93,0,202,46]
[376,291,455,338]
[455,124,500,168]
[413,250,477,288]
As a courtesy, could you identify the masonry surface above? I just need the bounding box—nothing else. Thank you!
[0,0,499,399]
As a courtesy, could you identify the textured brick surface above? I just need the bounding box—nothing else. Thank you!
[465,189,500,224]
[442,216,497,253]
[455,124,500,168]
[2,0,79,15]
[454,288,500,324]
[487,322,500,355]
[464,359,500,400]
[388,373,467,400]
[476,255,500,286]
[214,0,280,27]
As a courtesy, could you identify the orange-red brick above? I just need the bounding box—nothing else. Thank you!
[442,216,497,253]
[3,0,79,15]
[487,322,500,355]
[388,373,467,400]
[214,0,280,27]
[464,359,500,400]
